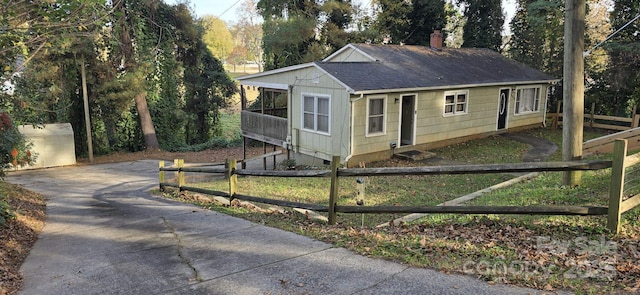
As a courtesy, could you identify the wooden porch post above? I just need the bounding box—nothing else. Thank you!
[241,86,247,169]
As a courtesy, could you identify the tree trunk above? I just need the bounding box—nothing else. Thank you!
[113,0,160,151]
[134,92,160,150]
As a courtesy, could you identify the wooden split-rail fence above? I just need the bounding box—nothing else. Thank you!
[159,139,640,234]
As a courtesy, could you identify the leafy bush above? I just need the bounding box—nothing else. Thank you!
[0,193,16,226]
[0,112,35,178]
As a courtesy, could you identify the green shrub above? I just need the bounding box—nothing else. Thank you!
[0,193,15,226]
[0,111,36,178]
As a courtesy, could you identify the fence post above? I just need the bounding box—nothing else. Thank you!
[177,159,185,191]
[227,159,237,201]
[159,161,165,191]
[554,101,562,129]
[607,139,627,234]
[328,155,340,225]
[590,102,595,129]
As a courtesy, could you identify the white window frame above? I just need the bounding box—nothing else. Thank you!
[514,86,541,115]
[366,96,387,136]
[301,93,331,135]
[443,90,468,116]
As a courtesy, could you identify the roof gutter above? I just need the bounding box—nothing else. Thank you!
[352,79,560,95]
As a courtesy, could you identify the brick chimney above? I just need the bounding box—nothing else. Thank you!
[430,30,443,50]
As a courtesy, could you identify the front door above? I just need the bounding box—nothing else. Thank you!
[497,89,509,130]
[400,95,415,146]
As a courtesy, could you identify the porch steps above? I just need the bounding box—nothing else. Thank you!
[394,150,437,161]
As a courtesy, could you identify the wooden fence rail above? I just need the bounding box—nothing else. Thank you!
[159,148,640,234]
[548,102,639,131]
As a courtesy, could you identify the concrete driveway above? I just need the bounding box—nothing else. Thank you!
[7,160,550,294]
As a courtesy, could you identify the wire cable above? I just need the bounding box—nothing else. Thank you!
[584,12,640,57]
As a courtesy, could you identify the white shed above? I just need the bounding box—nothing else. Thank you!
[18,123,76,169]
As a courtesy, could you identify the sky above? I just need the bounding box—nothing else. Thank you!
[168,0,519,29]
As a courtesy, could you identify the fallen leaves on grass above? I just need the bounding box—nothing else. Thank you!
[0,183,46,295]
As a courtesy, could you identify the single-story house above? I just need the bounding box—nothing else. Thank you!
[237,31,558,167]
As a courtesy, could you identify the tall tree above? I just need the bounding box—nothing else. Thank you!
[202,16,234,62]
[319,0,355,52]
[508,0,564,105]
[444,2,465,48]
[111,0,159,150]
[257,0,320,70]
[583,0,613,114]
[7,0,237,155]
[374,0,446,45]
[234,0,264,70]
[600,0,640,114]
[405,0,446,45]
[460,0,504,51]
[1,0,105,82]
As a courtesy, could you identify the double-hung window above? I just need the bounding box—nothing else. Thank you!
[302,94,330,134]
[444,90,468,115]
[515,87,541,114]
[367,97,386,135]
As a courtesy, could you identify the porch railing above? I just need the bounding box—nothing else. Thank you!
[241,110,288,147]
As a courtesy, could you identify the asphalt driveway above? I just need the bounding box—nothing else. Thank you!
[7,160,551,294]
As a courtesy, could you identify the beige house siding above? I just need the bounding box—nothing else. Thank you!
[239,63,550,166]
[324,47,374,62]
[240,66,351,163]
[349,84,548,164]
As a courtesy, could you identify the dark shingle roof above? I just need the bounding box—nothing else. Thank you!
[314,44,556,92]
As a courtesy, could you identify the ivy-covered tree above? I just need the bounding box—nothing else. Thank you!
[6,0,237,155]
[181,21,237,144]
[460,0,504,51]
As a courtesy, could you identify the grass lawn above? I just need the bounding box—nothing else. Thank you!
[162,127,640,294]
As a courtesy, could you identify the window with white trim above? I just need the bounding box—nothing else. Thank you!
[302,94,330,133]
[515,87,541,114]
[367,97,386,135]
[444,90,468,115]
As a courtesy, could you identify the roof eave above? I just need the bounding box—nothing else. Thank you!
[322,44,377,62]
[236,62,316,81]
[352,79,560,95]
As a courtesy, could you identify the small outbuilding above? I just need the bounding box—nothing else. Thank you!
[18,123,76,169]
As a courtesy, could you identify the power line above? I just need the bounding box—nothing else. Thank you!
[584,12,640,57]
[219,0,243,19]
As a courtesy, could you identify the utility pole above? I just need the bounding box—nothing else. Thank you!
[80,58,93,163]
[562,0,586,186]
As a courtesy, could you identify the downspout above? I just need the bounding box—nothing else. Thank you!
[542,86,549,127]
[287,84,294,156]
[344,93,364,165]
